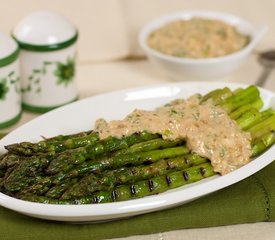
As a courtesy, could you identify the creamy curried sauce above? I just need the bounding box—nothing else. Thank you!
[95,95,252,175]
[147,18,250,59]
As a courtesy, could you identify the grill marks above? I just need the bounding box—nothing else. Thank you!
[200,166,206,177]
[184,156,191,165]
[94,164,210,202]
[183,171,190,181]
[166,175,172,186]
[92,196,99,203]
[111,189,118,201]
[130,185,136,196]
[148,179,154,192]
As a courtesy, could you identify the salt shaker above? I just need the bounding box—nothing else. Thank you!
[12,11,78,113]
[0,32,21,129]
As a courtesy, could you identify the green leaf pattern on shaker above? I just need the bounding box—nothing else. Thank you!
[0,78,9,101]
[0,71,20,101]
[54,57,75,86]
[23,56,75,94]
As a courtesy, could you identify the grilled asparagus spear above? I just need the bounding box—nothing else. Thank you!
[90,162,215,203]
[19,112,275,201]
[20,162,215,204]
[46,132,160,174]
[5,130,96,155]
[14,145,189,197]
[59,128,275,200]
[60,154,207,200]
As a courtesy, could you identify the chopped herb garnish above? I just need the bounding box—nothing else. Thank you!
[219,147,226,157]
[192,111,200,120]
[163,129,172,137]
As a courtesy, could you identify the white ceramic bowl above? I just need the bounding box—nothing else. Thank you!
[139,10,267,80]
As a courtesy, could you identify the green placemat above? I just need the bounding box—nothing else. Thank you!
[0,133,7,139]
[1,160,275,240]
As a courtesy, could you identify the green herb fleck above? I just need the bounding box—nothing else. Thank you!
[219,147,226,157]
[192,111,200,120]
[0,79,9,101]
[163,129,172,137]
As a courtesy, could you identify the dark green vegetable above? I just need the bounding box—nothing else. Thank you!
[219,85,260,113]
[46,132,159,174]
[249,114,275,139]
[5,130,96,155]
[251,131,275,157]
[201,87,233,105]
[0,85,274,205]
[4,156,49,191]
[94,162,215,203]
[113,138,184,156]
[61,154,207,200]
[62,146,190,180]
[20,162,215,204]
[229,98,264,120]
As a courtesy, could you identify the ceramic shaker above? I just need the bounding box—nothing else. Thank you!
[0,32,21,129]
[13,11,78,113]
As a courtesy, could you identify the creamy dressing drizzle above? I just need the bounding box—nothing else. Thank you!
[95,95,252,175]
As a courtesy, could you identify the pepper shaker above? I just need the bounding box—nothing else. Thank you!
[12,11,78,113]
[0,32,21,129]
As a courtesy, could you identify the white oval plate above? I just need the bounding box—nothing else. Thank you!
[0,82,274,222]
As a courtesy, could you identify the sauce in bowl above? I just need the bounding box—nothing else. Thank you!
[147,18,250,59]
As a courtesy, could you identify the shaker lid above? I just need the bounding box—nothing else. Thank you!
[12,11,77,51]
[0,32,19,67]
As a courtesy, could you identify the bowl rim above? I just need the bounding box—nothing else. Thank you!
[138,10,267,65]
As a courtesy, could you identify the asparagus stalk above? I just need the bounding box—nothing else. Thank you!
[18,177,79,199]
[14,139,185,196]
[60,154,207,200]
[13,143,194,197]
[94,162,215,203]
[57,146,190,181]
[46,132,159,174]
[251,131,275,157]
[4,156,49,191]
[2,143,187,193]
[20,129,275,204]
[16,176,53,197]
[19,125,274,200]
[2,133,161,191]
[236,108,262,130]
[41,130,93,142]
[45,178,79,199]
[248,114,275,139]
[229,98,264,120]
[55,105,275,201]
[219,85,260,113]
[201,87,233,105]
[5,131,98,155]
[0,154,22,170]
[113,138,184,156]
[245,108,274,129]
[60,125,275,201]
[71,132,271,205]
[21,162,215,204]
